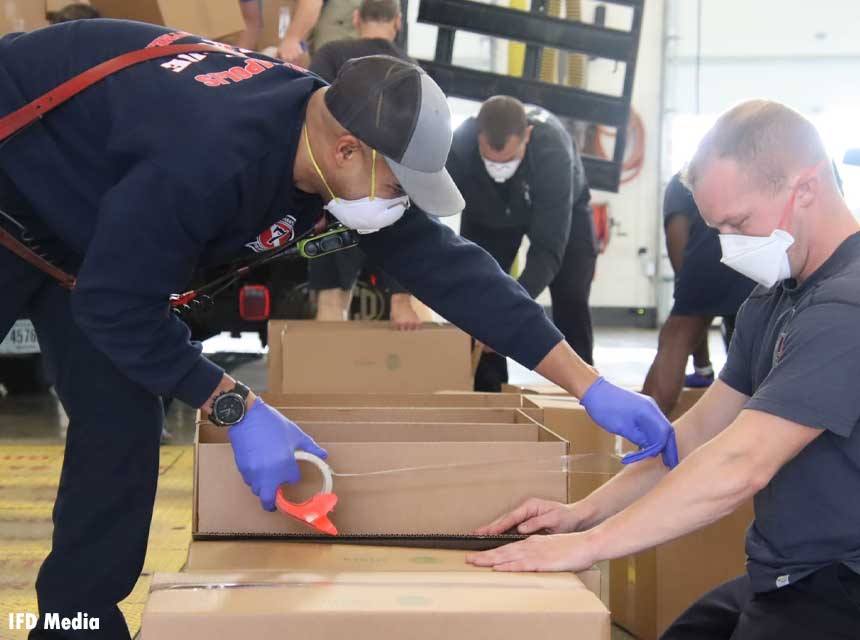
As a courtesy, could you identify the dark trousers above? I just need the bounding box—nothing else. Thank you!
[1,250,163,639]
[463,218,596,392]
[661,566,860,640]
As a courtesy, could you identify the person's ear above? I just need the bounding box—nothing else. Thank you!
[352,9,361,30]
[394,15,402,33]
[333,134,366,171]
[795,174,818,208]
[523,125,534,148]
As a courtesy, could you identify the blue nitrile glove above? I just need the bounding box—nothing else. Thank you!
[580,377,679,468]
[228,399,328,511]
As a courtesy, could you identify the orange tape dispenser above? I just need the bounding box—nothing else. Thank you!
[275,451,338,536]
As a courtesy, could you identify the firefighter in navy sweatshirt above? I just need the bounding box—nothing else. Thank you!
[0,20,677,638]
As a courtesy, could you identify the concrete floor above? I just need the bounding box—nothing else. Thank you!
[0,326,728,640]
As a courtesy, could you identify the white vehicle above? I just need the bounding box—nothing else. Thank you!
[0,319,47,394]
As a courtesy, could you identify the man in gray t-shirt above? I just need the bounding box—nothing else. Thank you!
[467,100,860,640]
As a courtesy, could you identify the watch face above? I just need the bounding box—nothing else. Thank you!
[215,393,245,425]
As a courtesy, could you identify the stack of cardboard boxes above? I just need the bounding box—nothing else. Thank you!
[138,320,751,639]
[142,322,612,638]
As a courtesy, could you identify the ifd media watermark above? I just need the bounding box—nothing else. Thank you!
[9,612,99,631]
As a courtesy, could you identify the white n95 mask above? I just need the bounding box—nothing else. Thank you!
[324,195,410,235]
[719,230,794,288]
[483,157,521,183]
[304,125,410,234]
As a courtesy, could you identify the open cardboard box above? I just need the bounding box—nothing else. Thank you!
[142,565,610,640]
[261,391,524,408]
[267,320,473,394]
[194,407,568,538]
[268,406,544,424]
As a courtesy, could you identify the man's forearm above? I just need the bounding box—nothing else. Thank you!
[586,440,759,562]
[284,0,324,42]
[575,457,669,529]
[533,340,599,398]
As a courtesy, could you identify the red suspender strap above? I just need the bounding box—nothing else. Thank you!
[0,43,234,288]
[0,43,229,141]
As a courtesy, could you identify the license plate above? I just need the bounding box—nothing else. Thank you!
[0,320,40,355]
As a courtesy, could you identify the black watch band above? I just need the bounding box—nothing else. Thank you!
[209,381,251,427]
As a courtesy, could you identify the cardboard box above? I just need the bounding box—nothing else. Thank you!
[272,406,539,424]
[267,320,472,394]
[610,501,754,640]
[142,567,610,640]
[194,408,568,537]
[667,386,707,420]
[0,1,48,33]
[183,539,603,600]
[509,384,708,421]
[261,391,524,408]
[521,396,622,502]
[502,382,567,395]
[89,0,244,39]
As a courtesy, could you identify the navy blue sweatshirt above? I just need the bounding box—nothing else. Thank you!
[0,20,562,407]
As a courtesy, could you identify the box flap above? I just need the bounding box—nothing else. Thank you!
[260,392,523,408]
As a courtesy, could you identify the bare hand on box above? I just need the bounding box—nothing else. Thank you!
[277,37,305,64]
[466,531,598,572]
[473,497,585,536]
[389,294,422,331]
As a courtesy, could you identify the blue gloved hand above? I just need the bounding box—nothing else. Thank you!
[228,399,328,511]
[580,377,679,468]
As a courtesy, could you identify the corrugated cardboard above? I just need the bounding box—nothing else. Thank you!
[610,501,754,640]
[522,396,622,502]
[89,0,244,39]
[511,384,708,422]
[194,407,568,537]
[142,568,610,640]
[271,406,537,424]
[261,391,524,408]
[0,1,48,33]
[267,320,472,394]
[183,540,603,600]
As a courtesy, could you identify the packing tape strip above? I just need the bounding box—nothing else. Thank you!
[327,452,622,478]
[150,574,581,593]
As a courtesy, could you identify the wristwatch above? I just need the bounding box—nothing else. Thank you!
[209,381,251,427]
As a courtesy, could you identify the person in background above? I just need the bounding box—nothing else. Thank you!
[450,96,598,391]
[469,99,860,640]
[308,0,424,328]
[48,3,100,24]
[641,173,754,415]
[237,0,264,51]
[277,0,323,63]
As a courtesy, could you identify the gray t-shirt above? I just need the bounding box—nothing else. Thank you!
[720,232,860,593]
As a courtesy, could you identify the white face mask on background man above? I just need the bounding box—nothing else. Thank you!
[482,157,522,183]
[304,126,410,234]
[718,160,824,288]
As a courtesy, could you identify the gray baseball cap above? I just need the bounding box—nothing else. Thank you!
[324,55,465,217]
